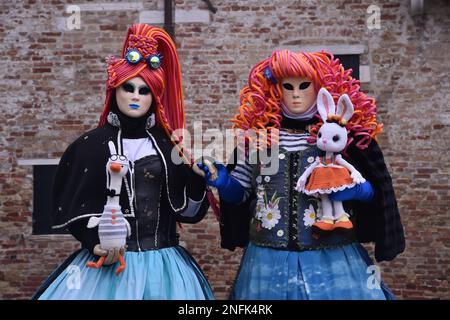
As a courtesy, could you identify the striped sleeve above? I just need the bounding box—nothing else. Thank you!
[230,156,253,202]
[279,131,310,152]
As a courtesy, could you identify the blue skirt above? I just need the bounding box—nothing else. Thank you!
[231,242,394,300]
[35,246,214,300]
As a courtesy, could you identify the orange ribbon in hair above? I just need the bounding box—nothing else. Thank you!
[327,114,347,126]
[125,34,158,58]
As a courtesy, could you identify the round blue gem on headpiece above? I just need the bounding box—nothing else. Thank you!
[147,54,161,69]
[125,49,142,64]
[264,67,277,84]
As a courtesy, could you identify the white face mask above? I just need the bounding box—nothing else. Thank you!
[281,77,316,116]
[115,76,153,118]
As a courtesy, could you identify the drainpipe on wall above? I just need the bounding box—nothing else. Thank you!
[410,0,424,15]
[202,0,217,14]
[164,0,174,40]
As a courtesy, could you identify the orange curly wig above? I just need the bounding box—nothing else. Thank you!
[233,50,382,150]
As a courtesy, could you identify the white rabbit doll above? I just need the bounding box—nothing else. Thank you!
[295,87,366,234]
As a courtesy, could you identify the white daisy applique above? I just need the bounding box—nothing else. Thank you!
[303,204,317,227]
[260,205,281,230]
[303,202,323,227]
[255,191,283,230]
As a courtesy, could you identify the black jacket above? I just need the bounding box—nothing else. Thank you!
[51,123,208,253]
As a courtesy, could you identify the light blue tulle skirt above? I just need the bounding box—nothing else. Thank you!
[231,242,394,300]
[37,246,214,300]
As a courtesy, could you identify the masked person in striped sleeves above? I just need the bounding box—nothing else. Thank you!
[196,50,404,300]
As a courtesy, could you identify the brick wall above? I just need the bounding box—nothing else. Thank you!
[0,0,448,299]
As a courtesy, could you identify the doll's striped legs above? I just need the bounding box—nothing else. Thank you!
[320,195,334,221]
[312,195,335,233]
[332,200,347,220]
[332,200,353,231]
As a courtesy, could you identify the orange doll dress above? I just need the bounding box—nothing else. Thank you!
[305,155,355,196]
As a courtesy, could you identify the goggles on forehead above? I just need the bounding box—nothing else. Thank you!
[124,49,162,70]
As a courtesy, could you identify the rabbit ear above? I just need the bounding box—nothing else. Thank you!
[336,94,354,122]
[317,87,336,122]
[108,141,117,155]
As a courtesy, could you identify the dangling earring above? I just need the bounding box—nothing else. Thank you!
[146,113,156,129]
[107,112,121,128]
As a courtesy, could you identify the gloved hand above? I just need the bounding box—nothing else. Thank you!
[329,181,374,202]
[196,162,245,204]
[196,162,228,188]
[93,244,127,266]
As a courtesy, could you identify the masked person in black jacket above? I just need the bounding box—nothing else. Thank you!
[33,24,214,300]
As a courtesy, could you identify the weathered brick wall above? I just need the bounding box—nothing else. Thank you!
[0,0,448,299]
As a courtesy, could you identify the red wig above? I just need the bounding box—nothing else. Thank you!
[98,24,185,140]
[98,24,219,218]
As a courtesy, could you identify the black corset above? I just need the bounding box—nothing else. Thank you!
[126,154,179,251]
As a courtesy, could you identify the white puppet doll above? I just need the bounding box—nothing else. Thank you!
[295,87,366,234]
[86,141,131,275]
